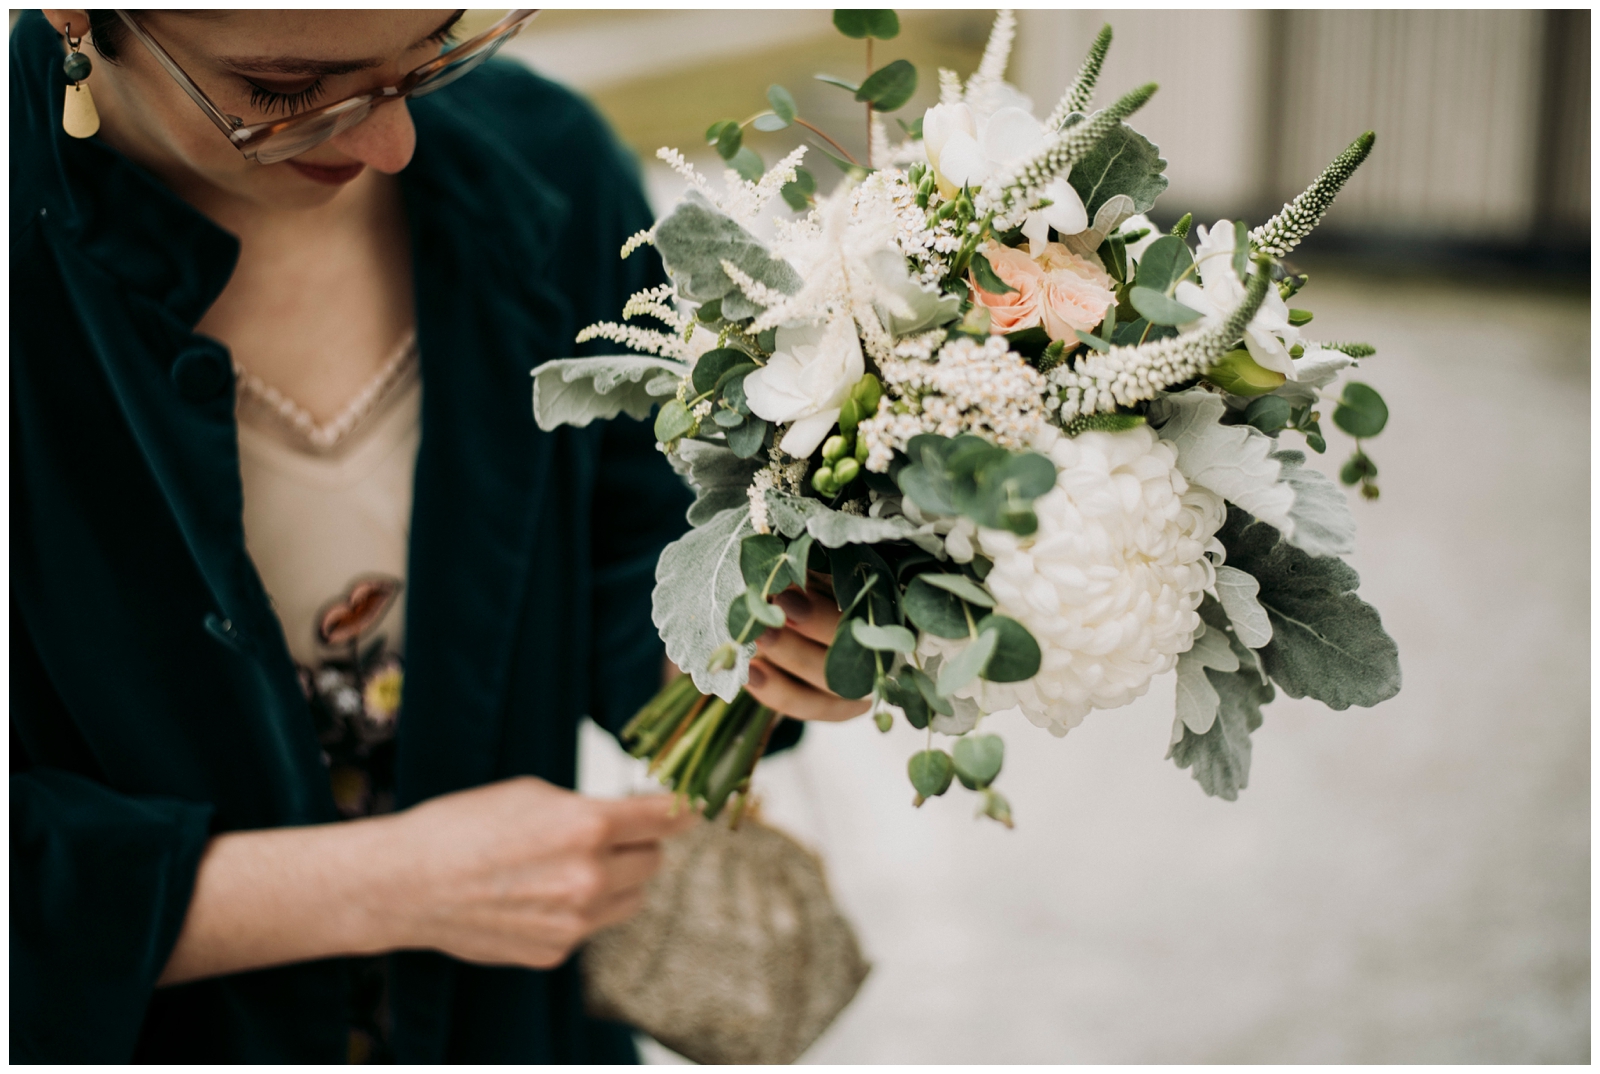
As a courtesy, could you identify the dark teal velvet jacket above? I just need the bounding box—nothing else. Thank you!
[9,12,791,1064]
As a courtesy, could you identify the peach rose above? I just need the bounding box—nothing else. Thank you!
[969,242,1043,335]
[1033,242,1117,340]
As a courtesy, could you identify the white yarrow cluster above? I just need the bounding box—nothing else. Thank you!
[923,424,1224,736]
[858,335,1047,471]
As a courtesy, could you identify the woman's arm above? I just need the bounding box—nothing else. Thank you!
[159,778,693,985]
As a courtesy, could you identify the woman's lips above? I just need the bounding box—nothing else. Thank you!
[286,159,366,185]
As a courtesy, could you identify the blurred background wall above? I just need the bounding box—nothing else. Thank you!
[504,8,1590,273]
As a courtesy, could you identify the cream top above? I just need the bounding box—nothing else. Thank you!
[235,334,420,668]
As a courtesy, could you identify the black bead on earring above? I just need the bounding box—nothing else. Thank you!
[62,21,100,139]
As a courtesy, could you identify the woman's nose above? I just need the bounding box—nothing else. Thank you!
[329,98,417,174]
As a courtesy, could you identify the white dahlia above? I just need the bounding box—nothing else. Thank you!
[920,424,1225,736]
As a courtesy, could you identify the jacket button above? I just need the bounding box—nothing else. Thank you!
[203,611,251,655]
[171,346,231,404]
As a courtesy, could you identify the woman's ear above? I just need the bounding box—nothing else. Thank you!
[41,10,93,42]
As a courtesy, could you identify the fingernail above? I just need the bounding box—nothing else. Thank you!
[774,589,813,623]
[746,662,767,689]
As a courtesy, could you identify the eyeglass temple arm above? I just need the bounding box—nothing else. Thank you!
[113,11,246,142]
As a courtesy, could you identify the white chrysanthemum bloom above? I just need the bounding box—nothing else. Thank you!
[918,424,1225,736]
[1175,220,1300,377]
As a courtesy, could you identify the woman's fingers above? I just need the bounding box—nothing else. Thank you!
[770,585,843,648]
[745,657,871,722]
[753,623,831,692]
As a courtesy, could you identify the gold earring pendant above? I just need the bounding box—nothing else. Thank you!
[61,22,100,139]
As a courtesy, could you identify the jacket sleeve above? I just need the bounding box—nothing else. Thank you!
[10,615,214,1062]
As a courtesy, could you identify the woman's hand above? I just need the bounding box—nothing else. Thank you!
[743,582,873,723]
[158,779,694,984]
[390,778,695,968]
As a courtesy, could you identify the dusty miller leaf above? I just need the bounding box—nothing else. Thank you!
[1066,119,1169,223]
[530,356,685,431]
[669,440,765,525]
[1213,565,1273,649]
[1167,598,1273,799]
[1219,506,1401,710]
[653,190,802,320]
[1173,610,1239,735]
[765,490,946,553]
[653,505,755,701]
[1272,450,1357,558]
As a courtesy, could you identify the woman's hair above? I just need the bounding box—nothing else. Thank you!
[87,11,131,62]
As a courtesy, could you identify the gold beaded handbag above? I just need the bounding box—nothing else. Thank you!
[582,813,871,1065]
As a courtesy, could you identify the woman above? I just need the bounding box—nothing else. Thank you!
[11,9,866,1063]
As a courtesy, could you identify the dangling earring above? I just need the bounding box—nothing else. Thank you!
[61,22,100,139]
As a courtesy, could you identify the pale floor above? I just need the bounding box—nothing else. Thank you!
[578,269,1590,1063]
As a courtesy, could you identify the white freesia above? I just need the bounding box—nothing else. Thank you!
[921,102,1088,248]
[742,318,864,458]
[919,424,1225,737]
[1174,220,1300,377]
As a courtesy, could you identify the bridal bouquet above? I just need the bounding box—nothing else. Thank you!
[533,11,1401,825]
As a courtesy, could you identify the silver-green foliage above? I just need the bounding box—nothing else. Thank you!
[1169,598,1274,800]
[669,440,765,525]
[1065,120,1168,223]
[652,190,802,320]
[653,505,754,701]
[1220,505,1401,710]
[530,356,685,431]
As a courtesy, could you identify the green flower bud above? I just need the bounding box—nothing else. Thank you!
[852,373,883,417]
[855,433,871,464]
[1204,348,1286,397]
[837,396,861,438]
[822,435,849,462]
[833,457,860,486]
[811,467,836,495]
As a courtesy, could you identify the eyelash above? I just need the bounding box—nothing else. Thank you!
[248,81,327,117]
[244,18,461,116]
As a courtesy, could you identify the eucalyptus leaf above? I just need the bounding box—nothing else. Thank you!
[740,533,788,590]
[530,356,687,431]
[726,416,768,458]
[919,573,995,608]
[972,252,1018,295]
[712,408,745,428]
[1333,381,1388,438]
[936,628,998,696]
[653,398,694,442]
[730,146,765,182]
[1129,286,1202,326]
[752,113,790,133]
[764,490,941,553]
[1075,328,1112,353]
[903,575,971,638]
[886,672,930,729]
[851,621,917,653]
[826,543,899,626]
[908,749,954,800]
[975,614,1042,682]
[767,83,797,122]
[1130,235,1195,294]
[856,59,917,112]
[1220,507,1400,710]
[907,664,953,716]
[952,733,1004,790]
[815,73,861,94]
[692,348,748,395]
[745,585,786,628]
[833,9,899,39]
[653,505,755,700]
[823,617,878,699]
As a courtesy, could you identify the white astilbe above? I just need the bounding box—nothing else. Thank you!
[620,283,682,327]
[719,259,791,312]
[620,227,655,259]
[870,113,894,170]
[857,336,1046,471]
[1050,258,1273,421]
[719,145,809,226]
[939,68,964,105]
[655,147,717,203]
[574,321,685,358]
[964,9,1017,114]
[752,176,911,361]
[919,424,1224,736]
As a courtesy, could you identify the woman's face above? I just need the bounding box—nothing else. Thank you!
[42,9,463,211]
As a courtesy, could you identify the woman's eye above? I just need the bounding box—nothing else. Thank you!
[246,79,328,117]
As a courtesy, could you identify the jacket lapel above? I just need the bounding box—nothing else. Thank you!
[393,97,574,804]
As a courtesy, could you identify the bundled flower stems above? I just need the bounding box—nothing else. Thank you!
[534,10,1400,826]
